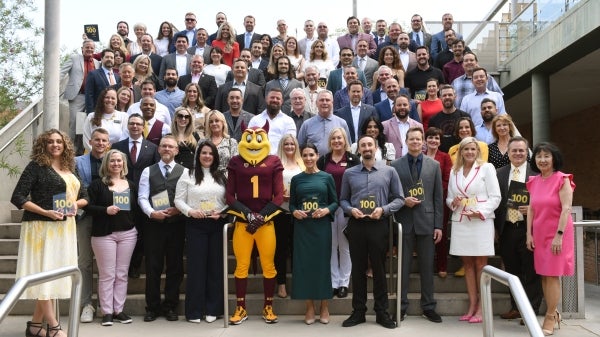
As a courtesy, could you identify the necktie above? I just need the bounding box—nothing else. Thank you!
[507,168,521,223]
[130,141,138,165]
[359,58,365,71]
[279,78,288,90]
[411,158,419,181]
[143,121,149,138]
[378,37,384,45]
[416,33,421,46]
[164,164,171,179]
[245,33,251,48]
[108,71,116,85]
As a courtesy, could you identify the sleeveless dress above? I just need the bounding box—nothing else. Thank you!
[16,172,80,299]
[420,98,443,130]
[526,171,575,276]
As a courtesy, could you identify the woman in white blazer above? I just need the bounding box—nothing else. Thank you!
[446,137,500,324]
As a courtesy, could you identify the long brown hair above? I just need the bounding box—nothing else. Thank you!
[30,129,75,171]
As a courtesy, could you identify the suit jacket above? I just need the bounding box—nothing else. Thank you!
[253,58,269,72]
[334,104,378,143]
[214,81,266,115]
[172,30,197,54]
[494,164,534,235]
[391,154,443,234]
[325,68,367,93]
[236,32,262,50]
[352,56,379,88]
[225,68,266,88]
[61,54,100,100]
[177,72,218,108]
[408,31,432,50]
[85,67,121,113]
[111,138,160,185]
[130,53,163,76]
[264,78,304,114]
[401,50,418,73]
[75,154,94,188]
[375,41,419,59]
[431,30,463,62]
[224,110,254,142]
[382,117,423,159]
[159,53,192,87]
[374,94,419,122]
[337,33,377,57]
[187,45,213,64]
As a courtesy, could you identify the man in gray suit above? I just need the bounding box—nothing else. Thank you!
[187,28,212,63]
[223,88,254,142]
[61,39,99,152]
[391,127,443,323]
[353,39,379,89]
[264,56,303,114]
[159,35,192,87]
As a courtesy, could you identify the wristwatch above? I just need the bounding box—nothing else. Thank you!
[557,230,564,235]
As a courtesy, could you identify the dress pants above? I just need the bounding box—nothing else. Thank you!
[401,230,436,311]
[331,207,351,288]
[347,217,389,313]
[144,219,185,313]
[76,215,94,307]
[185,218,224,320]
[500,220,542,312]
[274,212,293,285]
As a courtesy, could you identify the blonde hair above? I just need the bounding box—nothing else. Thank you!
[452,136,484,171]
[310,40,328,61]
[204,110,230,138]
[171,107,197,149]
[100,149,128,186]
[276,134,305,170]
[491,114,516,140]
[327,127,350,153]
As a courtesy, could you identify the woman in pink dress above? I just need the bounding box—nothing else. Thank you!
[526,142,575,336]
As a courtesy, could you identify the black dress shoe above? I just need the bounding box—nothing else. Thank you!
[422,309,442,323]
[399,310,407,321]
[164,309,179,321]
[342,311,366,327]
[128,267,140,279]
[143,311,158,322]
[376,312,397,329]
[333,288,339,297]
[337,286,348,298]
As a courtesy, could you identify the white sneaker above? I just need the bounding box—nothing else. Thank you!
[205,315,217,323]
[80,304,95,323]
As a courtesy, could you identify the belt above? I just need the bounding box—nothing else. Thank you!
[505,220,525,226]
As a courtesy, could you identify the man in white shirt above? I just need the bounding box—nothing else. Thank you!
[159,35,192,86]
[248,88,297,154]
[140,96,171,146]
[298,20,317,60]
[460,67,506,126]
[317,22,340,67]
[127,80,171,126]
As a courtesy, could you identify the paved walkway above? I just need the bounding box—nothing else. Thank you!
[2,284,599,337]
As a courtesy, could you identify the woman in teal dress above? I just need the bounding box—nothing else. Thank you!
[290,143,338,325]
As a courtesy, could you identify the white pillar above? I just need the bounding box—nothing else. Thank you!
[531,72,550,145]
[43,0,60,130]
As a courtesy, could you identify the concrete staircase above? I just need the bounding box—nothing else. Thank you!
[0,221,512,317]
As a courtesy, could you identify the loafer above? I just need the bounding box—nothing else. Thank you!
[332,288,339,297]
[500,309,521,319]
[337,286,348,298]
[422,309,442,323]
[376,312,397,329]
[342,311,366,327]
[144,311,159,322]
[164,309,179,321]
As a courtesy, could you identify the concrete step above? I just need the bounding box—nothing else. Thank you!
[0,223,21,239]
[0,239,19,255]
[4,292,512,316]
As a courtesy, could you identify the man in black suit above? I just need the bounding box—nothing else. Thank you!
[408,14,432,50]
[236,15,261,50]
[223,88,254,142]
[225,49,266,87]
[85,49,120,113]
[249,40,269,71]
[112,114,160,278]
[494,136,542,320]
[334,80,377,143]
[208,12,227,45]
[131,34,163,76]
[177,55,218,109]
[215,59,265,115]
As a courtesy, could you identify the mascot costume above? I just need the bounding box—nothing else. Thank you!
[225,124,283,325]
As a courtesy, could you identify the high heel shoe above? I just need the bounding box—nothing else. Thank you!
[25,321,45,337]
[542,311,561,336]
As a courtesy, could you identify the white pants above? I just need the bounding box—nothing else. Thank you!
[330,207,351,288]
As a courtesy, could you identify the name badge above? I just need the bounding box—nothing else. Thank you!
[408,180,425,201]
[507,180,529,209]
[53,192,75,215]
[113,189,131,211]
[359,195,376,215]
[301,196,319,216]
[151,190,170,211]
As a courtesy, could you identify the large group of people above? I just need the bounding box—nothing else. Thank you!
[15,10,575,336]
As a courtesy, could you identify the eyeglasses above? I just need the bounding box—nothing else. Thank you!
[318,25,327,28]
[128,122,143,126]
[411,19,422,23]
[176,114,191,119]
[185,18,196,22]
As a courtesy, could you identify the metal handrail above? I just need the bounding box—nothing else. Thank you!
[0,266,82,337]
[480,265,543,337]
[222,221,234,328]
[0,98,43,154]
[392,216,403,327]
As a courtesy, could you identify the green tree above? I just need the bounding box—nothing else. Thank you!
[0,0,43,120]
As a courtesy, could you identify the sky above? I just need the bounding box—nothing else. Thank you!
[32,0,506,52]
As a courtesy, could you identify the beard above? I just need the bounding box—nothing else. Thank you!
[165,78,178,87]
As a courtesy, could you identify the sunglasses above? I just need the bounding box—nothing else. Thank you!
[176,114,191,119]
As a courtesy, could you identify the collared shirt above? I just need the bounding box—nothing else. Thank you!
[193,46,205,56]
[144,117,172,137]
[175,53,188,76]
[303,87,324,114]
[350,103,362,140]
[398,50,410,72]
[459,90,506,126]
[452,74,504,107]
[233,80,246,97]
[127,99,172,126]
[138,160,188,217]
[507,162,527,221]
[339,163,404,216]
[128,136,144,162]
[89,155,103,181]
[407,153,423,179]
[248,110,297,154]
[475,123,495,144]
[155,87,185,116]
[396,117,411,156]
[251,57,262,69]
[287,110,314,134]
[297,113,350,156]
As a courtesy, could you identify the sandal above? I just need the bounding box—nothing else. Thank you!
[46,324,65,337]
[25,321,45,337]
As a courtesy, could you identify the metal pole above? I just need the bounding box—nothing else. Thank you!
[396,220,402,327]
[223,222,234,328]
[43,0,60,130]
[352,0,357,17]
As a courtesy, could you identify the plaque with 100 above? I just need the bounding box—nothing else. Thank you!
[151,190,170,211]
[113,189,131,211]
[359,195,376,215]
[53,192,75,215]
[408,180,425,201]
[506,180,529,209]
[301,196,319,216]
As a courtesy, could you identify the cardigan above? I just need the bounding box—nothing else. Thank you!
[86,179,137,236]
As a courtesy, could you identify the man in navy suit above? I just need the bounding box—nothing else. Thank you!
[85,49,120,113]
[215,59,266,115]
[236,15,261,50]
[408,14,432,50]
[337,16,377,57]
[375,78,418,122]
[131,34,163,76]
[431,13,463,63]
[170,12,197,54]
[111,114,160,278]
[391,127,443,323]
[249,41,269,71]
[177,55,218,109]
[334,80,377,143]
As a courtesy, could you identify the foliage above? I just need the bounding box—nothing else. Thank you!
[0,0,44,115]
[0,133,27,178]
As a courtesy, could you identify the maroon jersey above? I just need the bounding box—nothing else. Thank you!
[226,155,284,212]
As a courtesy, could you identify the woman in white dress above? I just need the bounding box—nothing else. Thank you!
[83,88,128,152]
[446,137,500,323]
[305,40,335,88]
[203,47,231,87]
[154,21,174,56]
[284,36,306,81]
